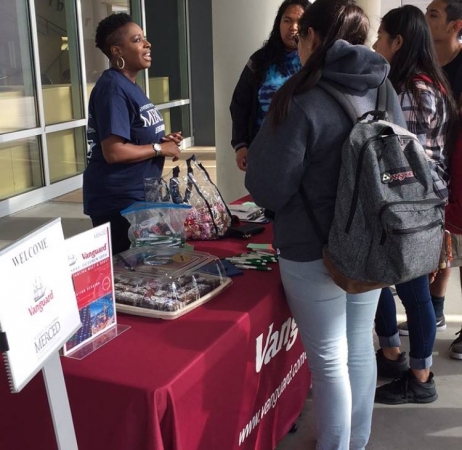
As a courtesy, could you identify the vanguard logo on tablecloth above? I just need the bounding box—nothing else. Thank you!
[255,317,298,373]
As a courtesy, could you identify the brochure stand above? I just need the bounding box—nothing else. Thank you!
[42,352,78,450]
[62,224,129,360]
[64,323,130,360]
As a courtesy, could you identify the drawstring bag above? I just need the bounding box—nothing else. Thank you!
[146,155,233,240]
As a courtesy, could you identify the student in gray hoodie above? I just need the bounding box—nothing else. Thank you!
[245,1,406,449]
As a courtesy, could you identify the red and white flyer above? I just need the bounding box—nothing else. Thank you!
[63,224,116,356]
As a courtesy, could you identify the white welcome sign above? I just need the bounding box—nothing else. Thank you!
[0,219,81,393]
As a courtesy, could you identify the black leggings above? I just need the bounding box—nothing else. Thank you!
[91,213,131,255]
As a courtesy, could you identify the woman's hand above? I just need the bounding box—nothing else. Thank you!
[162,131,183,146]
[236,147,248,171]
[161,140,181,162]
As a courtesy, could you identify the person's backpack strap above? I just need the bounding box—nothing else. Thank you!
[300,79,393,245]
[317,78,392,123]
[316,80,360,125]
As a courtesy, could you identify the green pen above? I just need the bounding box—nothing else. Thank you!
[235,264,272,271]
[248,256,277,263]
[256,256,277,262]
[227,257,266,264]
[240,253,277,262]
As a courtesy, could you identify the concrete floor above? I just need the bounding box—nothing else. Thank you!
[1,193,461,450]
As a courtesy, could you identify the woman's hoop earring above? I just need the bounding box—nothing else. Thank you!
[116,57,125,70]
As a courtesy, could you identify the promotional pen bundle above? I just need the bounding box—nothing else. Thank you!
[225,251,278,272]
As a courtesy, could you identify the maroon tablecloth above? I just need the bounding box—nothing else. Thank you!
[0,223,311,450]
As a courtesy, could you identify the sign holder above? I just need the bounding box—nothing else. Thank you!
[0,219,82,448]
[42,352,78,450]
[64,323,130,360]
[62,223,129,360]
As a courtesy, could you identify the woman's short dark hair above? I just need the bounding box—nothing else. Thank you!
[254,0,311,83]
[381,6,450,97]
[270,0,369,127]
[95,13,134,59]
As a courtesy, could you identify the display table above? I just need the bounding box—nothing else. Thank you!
[0,223,311,450]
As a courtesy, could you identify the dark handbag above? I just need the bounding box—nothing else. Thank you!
[226,223,265,239]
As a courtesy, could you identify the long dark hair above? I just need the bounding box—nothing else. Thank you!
[381,6,454,110]
[381,5,458,155]
[254,0,311,83]
[270,0,369,127]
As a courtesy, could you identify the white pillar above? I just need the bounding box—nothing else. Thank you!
[211,0,282,202]
[356,0,382,46]
[381,1,403,16]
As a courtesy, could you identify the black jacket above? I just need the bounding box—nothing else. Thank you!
[229,49,266,151]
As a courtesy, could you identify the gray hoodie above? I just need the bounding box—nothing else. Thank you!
[245,40,406,262]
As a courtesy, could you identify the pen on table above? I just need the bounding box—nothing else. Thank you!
[255,250,277,257]
[232,210,249,214]
[234,264,272,271]
[228,207,251,213]
[232,262,267,267]
[242,251,276,257]
[238,253,277,263]
[247,255,277,262]
[227,260,267,267]
[226,257,265,264]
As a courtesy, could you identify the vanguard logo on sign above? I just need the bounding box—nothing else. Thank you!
[255,317,298,373]
[34,320,61,354]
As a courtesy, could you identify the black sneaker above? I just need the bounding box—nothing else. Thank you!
[449,329,462,360]
[376,349,409,379]
[398,315,446,336]
[375,370,438,404]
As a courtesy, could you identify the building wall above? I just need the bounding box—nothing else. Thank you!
[211,0,283,203]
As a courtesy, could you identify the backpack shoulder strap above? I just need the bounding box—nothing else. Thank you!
[316,80,360,125]
[377,79,394,122]
[301,79,392,245]
[317,78,391,123]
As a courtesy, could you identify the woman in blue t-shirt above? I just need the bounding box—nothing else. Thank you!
[83,13,182,254]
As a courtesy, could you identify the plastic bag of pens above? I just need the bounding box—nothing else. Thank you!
[164,155,233,240]
[121,202,191,248]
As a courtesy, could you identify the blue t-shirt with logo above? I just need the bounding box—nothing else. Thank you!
[83,68,165,216]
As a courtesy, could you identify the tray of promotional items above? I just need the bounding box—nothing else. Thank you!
[113,247,232,319]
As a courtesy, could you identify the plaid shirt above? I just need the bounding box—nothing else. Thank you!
[399,79,450,200]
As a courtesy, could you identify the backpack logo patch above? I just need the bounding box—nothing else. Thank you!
[381,167,416,187]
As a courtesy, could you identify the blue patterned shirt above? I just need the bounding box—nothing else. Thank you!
[256,50,301,129]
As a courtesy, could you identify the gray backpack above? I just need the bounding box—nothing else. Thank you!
[303,80,445,288]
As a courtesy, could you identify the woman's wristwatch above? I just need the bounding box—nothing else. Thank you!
[152,143,162,157]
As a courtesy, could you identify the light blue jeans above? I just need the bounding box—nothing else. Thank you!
[279,258,380,450]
